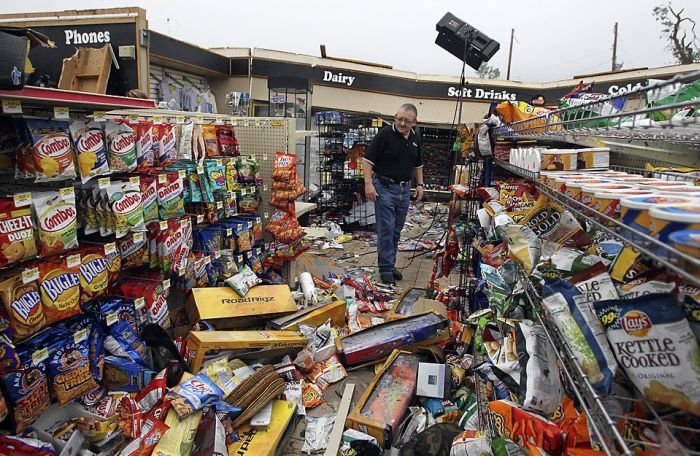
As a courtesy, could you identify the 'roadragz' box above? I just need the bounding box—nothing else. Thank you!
[185,284,298,329]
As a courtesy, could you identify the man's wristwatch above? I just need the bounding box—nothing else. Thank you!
[416,183,424,188]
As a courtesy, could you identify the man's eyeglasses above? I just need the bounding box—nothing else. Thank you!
[395,117,415,124]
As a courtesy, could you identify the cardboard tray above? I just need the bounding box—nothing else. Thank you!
[185,284,298,329]
[385,287,447,321]
[186,330,308,372]
[266,295,346,330]
[345,350,421,448]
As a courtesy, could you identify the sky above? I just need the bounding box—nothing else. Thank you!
[4,0,700,83]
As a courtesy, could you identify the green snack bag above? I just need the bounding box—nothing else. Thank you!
[156,172,185,220]
[491,437,525,456]
[105,120,137,172]
[140,175,159,223]
[107,181,144,238]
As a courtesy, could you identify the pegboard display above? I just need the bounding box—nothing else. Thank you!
[232,117,297,223]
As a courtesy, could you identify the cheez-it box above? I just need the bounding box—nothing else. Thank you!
[185,284,298,329]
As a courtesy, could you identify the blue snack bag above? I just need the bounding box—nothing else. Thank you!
[2,348,50,432]
[104,320,150,368]
[166,372,225,418]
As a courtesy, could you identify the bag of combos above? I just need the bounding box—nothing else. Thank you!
[25,119,77,182]
[105,120,137,172]
[69,120,110,183]
[595,294,700,416]
[32,190,78,257]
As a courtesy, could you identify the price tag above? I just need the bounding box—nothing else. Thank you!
[216,201,223,209]
[159,221,169,230]
[263,154,269,161]
[196,214,204,224]
[204,256,211,265]
[264,212,269,219]
[158,174,167,184]
[129,176,140,185]
[54,106,70,119]
[271,120,284,127]
[93,111,106,122]
[178,265,185,276]
[106,312,119,327]
[32,348,48,366]
[2,100,22,114]
[74,328,88,344]
[176,115,185,124]
[215,116,224,124]
[251,154,256,161]
[215,159,223,167]
[226,228,233,236]
[98,177,111,189]
[128,114,139,122]
[255,120,262,127]
[153,115,164,124]
[22,267,39,284]
[240,187,247,196]
[163,279,171,290]
[178,169,187,179]
[242,119,250,127]
[59,187,75,200]
[67,254,81,268]
[104,242,117,255]
[134,232,145,243]
[134,297,145,309]
[196,165,204,174]
[215,251,221,259]
[250,186,256,193]
[13,192,31,208]
[196,114,204,123]
[263,184,268,191]
[181,218,190,227]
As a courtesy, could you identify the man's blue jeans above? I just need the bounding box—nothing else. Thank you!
[373,178,410,277]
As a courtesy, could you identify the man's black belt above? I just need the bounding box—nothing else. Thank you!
[373,173,411,186]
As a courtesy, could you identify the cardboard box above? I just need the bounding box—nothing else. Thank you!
[228,400,297,456]
[386,287,447,321]
[337,311,450,367]
[185,284,298,329]
[346,350,420,448]
[416,362,450,399]
[267,295,346,330]
[187,330,308,371]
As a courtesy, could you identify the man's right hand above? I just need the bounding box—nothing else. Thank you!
[365,181,378,202]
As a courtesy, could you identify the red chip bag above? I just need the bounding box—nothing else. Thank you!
[118,395,144,439]
[215,124,236,157]
[0,197,38,268]
[135,369,168,414]
[272,152,296,181]
[119,278,170,329]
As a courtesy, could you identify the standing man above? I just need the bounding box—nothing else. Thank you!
[363,103,424,285]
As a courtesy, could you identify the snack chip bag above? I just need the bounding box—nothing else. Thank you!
[202,125,219,157]
[105,320,150,368]
[157,123,177,167]
[595,293,700,416]
[119,278,170,329]
[57,315,104,381]
[119,231,149,269]
[46,337,99,406]
[489,400,563,455]
[139,175,159,223]
[79,245,109,304]
[25,118,77,182]
[0,271,44,341]
[107,181,145,238]
[105,120,137,172]
[177,121,194,161]
[225,160,239,191]
[166,372,224,418]
[70,120,110,183]
[157,172,186,220]
[32,190,78,257]
[205,159,227,193]
[0,197,38,268]
[104,355,152,392]
[2,350,50,432]
[135,120,155,170]
[273,152,296,181]
[236,157,260,184]
[38,254,81,325]
[216,124,237,156]
[224,264,261,297]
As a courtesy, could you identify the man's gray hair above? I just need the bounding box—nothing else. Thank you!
[398,103,418,117]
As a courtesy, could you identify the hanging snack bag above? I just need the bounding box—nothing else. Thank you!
[70,120,110,184]
[105,120,137,172]
[0,197,38,268]
[236,156,259,184]
[202,124,220,157]
[104,320,151,367]
[157,123,177,167]
[157,172,186,220]
[118,231,149,269]
[595,293,700,416]
[135,120,155,170]
[104,241,122,286]
[215,124,236,156]
[205,159,227,194]
[107,181,145,238]
[14,119,35,179]
[138,175,158,223]
[32,190,78,257]
[119,278,170,329]
[177,120,195,161]
[238,187,259,214]
[25,118,77,182]
[192,123,206,162]
[58,315,105,381]
[45,335,100,406]
[2,349,50,432]
[38,254,81,326]
[79,244,109,304]
[273,152,296,181]
[0,270,45,341]
[225,160,239,191]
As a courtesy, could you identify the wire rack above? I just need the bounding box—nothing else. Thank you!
[493,159,700,287]
[517,264,700,455]
[491,70,700,152]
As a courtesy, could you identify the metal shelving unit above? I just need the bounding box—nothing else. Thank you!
[491,70,700,167]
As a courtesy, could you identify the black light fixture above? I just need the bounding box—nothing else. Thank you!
[435,13,500,71]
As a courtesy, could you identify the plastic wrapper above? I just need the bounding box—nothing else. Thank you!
[450,432,493,456]
[105,320,151,367]
[201,125,219,157]
[302,414,335,454]
[103,355,152,392]
[119,419,169,456]
[224,264,261,297]
[155,123,177,166]
[33,190,78,257]
[166,373,224,418]
[498,224,541,274]
[178,121,194,161]
[489,400,563,454]
[0,435,56,456]
[70,120,110,183]
[215,124,236,156]
[2,349,50,432]
[79,244,109,304]
[516,321,563,416]
[157,172,186,219]
[302,380,325,408]
[306,354,347,390]
[107,181,145,238]
[236,156,260,184]
[521,196,591,249]
[119,231,149,269]
[595,293,700,415]
[140,175,159,223]
[0,197,37,268]
[25,118,77,182]
[135,120,155,170]
[105,120,137,172]
[38,255,81,325]
[0,271,45,340]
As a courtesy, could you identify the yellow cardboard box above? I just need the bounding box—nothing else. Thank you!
[267,295,346,330]
[227,400,297,456]
[185,284,298,329]
[186,330,308,371]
